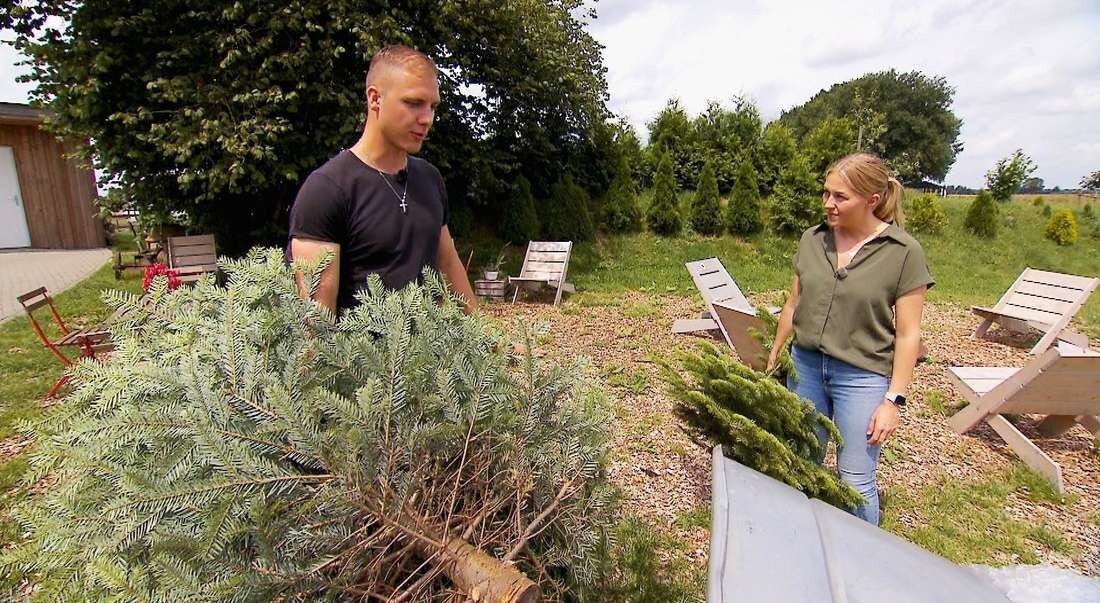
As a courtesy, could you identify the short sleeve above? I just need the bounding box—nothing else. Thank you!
[434,165,449,226]
[897,242,935,297]
[288,172,347,244]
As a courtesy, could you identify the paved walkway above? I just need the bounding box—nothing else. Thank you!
[0,248,112,323]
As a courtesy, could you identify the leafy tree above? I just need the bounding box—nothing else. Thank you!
[611,118,648,190]
[1020,177,1045,193]
[647,151,682,236]
[802,116,857,176]
[726,159,763,235]
[646,98,697,190]
[779,69,963,183]
[1044,210,1078,246]
[985,149,1037,202]
[3,250,614,600]
[964,190,998,238]
[690,160,722,235]
[602,155,643,233]
[542,172,595,242]
[906,193,948,235]
[756,122,797,197]
[662,341,864,510]
[4,0,611,253]
[770,154,822,236]
[1080,170,1100,192]
[499,175,540,243]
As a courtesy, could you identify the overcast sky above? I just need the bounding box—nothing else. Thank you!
[584,0,1100,188]
[3,1,1098,187]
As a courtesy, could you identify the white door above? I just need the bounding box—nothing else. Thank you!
[0,146,32,248]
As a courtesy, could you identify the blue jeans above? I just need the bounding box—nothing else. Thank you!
[788,345,889,525]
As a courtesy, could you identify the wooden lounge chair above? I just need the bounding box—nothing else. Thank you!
[971,268,1098,354]
[509,241,575,305]
[671,258,770,371]
[18,287,113,398]
[167,234,218,284]
[947,340,1100,494]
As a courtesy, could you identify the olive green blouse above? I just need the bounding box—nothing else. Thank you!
[792,222,934,376]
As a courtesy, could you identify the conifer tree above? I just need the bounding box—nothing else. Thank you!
[726,159,763,235]
[603,155,643,233]
[499,175,541,243]
[662,341,863,509]
[543,173,596,241]
[4,250,614,601]
[964,190,998,238]
[770,153,823,236]
[690,160,722,235]
[647,151,682,236]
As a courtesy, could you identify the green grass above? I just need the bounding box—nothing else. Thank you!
[0,243,143,583]
[882,464,1080,565]
[462,192,1099,335]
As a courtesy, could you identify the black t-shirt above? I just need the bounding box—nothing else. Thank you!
[288,150,448,311]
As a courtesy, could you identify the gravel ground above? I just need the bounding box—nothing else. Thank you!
[484,293,1100,576]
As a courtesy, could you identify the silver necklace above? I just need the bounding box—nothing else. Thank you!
[375,168,408,214]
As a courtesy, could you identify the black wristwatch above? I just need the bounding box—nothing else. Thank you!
[885,392,906,408]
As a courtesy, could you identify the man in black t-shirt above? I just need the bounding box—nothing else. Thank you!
[288,45,477,315]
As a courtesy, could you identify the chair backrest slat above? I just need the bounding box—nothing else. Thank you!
[686,257,754,314]
[518,242,572,281]
[168,235,217,271]
[17,287,51,313]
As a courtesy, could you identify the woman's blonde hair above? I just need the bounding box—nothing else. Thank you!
[826,153,905,227]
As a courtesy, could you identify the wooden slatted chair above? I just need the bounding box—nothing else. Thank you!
[18,287,113,398]
[971,268,1098,354]
[947,340,1100,493]
[509,241,575,305]
[671,258,770,370]
[167,234,218,284]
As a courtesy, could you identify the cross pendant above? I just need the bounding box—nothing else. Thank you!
[400,198,408,213]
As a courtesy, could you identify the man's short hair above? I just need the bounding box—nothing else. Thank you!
[365,45,438,91]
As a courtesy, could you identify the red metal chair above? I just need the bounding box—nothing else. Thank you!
[17,287,113,398]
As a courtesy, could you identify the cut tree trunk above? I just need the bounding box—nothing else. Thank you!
[442,538,541,603]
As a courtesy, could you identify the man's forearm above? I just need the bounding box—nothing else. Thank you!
[439,253,478,313]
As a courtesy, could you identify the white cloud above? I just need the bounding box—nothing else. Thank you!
[586,0,1100,188]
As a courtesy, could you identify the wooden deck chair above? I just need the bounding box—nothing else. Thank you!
[947,340,1100,494]
[509,241,575,305]
[17,287,113,398]
[972,268,1098,354]
[167,234,218,284]
[671,258,770,370]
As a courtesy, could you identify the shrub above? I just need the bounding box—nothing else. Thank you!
[1045,210,1078,246]
[1032,196,1044,207]
[4,251,615,600]
[662,341,863,509]
[603,156,643,233]
[690,160,722,235]
[543,172,596,242]
[770,153,822,236]
[726,159,763,235]
[1042,204,1053,217]
[1082,203,1095,221]
[499,175,541,243]
[906,193,947,235]
[647,151,683,236]
[964,190,998,238]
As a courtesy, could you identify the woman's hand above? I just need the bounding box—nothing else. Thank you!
[766,349,780,375]
[866,401,899,445]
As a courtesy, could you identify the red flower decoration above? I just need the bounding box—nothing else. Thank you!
[142,263,182,293]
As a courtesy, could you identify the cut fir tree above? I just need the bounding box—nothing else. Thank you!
[4,249,614,602]
[662,341,864,510]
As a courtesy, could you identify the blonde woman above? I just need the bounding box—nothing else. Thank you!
[766,153,933,525]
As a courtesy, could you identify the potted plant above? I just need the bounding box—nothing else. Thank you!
[483,244,508,281]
